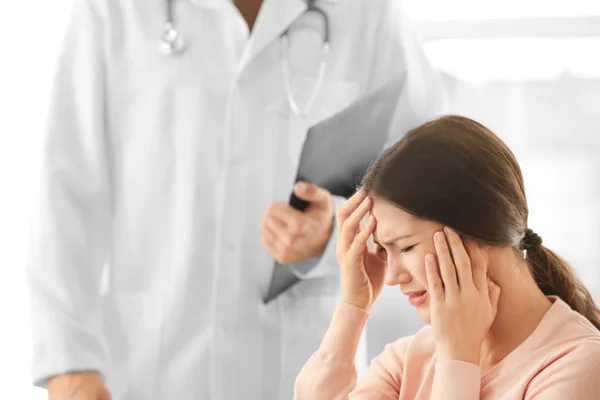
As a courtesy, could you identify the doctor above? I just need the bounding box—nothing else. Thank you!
[27,0,445,399]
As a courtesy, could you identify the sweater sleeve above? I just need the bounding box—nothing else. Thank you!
[293,303,368,400]
[430,360,482,400]
[294,303,410,400]
[524,341,600,400]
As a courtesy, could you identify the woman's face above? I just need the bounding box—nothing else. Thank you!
[370,197,444,323]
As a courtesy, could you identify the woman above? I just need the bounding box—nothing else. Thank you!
[294,115,600,399]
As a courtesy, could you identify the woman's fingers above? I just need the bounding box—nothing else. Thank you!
[425,254,444,304]
[434,231,458,296]
[444,227,475,289]
[349,214,376,260]
[467,241,488,291]
[488,278,501,318]
[336,189,367,231]
[339,196,372,253]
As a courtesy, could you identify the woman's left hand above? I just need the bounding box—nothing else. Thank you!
[426,227,501,365]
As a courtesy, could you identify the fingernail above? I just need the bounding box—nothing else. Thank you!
[296,182,307,192]
[426,254,434,263]
[435,232,443,242]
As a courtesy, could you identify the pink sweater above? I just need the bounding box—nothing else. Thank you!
[294,296,600,399]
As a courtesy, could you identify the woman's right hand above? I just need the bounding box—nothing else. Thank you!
[336,190,387,311]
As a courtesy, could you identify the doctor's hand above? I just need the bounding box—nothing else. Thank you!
[337,190,387,312]
[260,181,334,264]
[47,371,111,400]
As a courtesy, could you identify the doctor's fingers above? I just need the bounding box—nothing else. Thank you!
[261,216,297,249]
[264,202,306,232]
[99,390,112,400]
[261,211,303,237]
[261,224,283,253]
[264,206,307,235]
[261,213,286,233]
[49,388,111,400]
[260,224,299,264]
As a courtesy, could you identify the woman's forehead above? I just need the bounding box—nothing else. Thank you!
[371,198,416,220]
[371,199,421,233]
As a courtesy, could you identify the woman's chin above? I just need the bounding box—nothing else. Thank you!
[417,307,431,324]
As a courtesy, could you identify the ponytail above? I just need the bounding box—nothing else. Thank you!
[527,244,600,331]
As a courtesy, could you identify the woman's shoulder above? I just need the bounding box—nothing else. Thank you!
[534,297,600,364]
[545,297,600,341]
[527,333,600,395]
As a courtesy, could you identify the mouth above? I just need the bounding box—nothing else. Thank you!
[405,290,428,307]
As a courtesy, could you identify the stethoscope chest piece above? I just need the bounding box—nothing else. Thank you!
[158,22,186,56]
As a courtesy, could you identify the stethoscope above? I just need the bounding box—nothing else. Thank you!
[157,0,330,116]
[158,0,186,56]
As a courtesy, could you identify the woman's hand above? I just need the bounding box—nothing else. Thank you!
[425,227,501,365]
[336,190,387,311]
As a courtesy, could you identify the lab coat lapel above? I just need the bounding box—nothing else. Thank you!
[238,0,307,72]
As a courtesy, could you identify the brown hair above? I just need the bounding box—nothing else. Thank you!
[362,115,600,330]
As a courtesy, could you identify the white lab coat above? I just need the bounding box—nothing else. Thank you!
[26,0,445,398]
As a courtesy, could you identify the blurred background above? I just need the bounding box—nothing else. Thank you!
[1,0,598,398]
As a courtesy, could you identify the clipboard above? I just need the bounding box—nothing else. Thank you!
[263,73,407,303]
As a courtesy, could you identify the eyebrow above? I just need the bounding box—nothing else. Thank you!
[373,233,413,247]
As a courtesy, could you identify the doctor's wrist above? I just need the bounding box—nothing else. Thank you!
[47,370,110,399]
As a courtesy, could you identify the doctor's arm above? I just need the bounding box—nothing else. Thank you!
[26,0,111,394]
[260,181,344,279]
[288,0,447,279]
[265,0,447,279]
[286,193,346,279]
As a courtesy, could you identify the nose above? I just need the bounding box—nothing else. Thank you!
[384,258,411,286]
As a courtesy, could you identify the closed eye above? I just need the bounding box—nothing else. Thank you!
[376,244,416,254]
[400,244,416,253]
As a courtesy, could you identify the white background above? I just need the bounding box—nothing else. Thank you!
[1,1,599,398]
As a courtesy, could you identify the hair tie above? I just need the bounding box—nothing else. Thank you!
[521,228,543,250]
